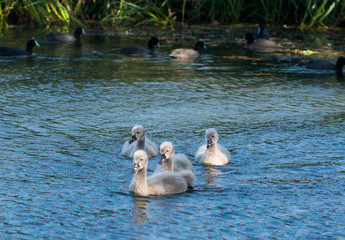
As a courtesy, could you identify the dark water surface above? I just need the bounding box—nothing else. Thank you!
[1,26,345,239]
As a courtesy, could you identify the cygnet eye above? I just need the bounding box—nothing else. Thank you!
[166,149,169,152]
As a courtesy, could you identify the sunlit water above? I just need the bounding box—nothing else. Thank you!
[1,26,345,239]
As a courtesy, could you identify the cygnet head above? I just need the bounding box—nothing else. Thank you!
[132,150,148,175]
[159,141,175,165]
[205,128,219,149]
[129,125,145,144]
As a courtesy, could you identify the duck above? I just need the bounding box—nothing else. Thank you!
[195,128,230,166]
[0,38,40,56]
[47,27,86,43]
[154,141,195,187]
[169,41,206,60]
[121,125,158,158]
[245,33,277,49]
[252,24,270,39]
[306,57,345,75]
[120,36,160,55]
[129,150,191,196]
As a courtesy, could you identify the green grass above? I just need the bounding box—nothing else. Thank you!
[0,0,344,28]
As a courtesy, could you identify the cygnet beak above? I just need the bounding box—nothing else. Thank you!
[159,154,166,165]
[206,140,213,149]
[129,135,137,144]
[133,163,139,175]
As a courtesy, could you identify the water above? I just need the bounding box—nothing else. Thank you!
[1,25,345,239]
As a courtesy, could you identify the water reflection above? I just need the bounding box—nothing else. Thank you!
[336,73,344,82]
[132,196,148,224]
[169,57,200,63]
[205,166,224,186]
[26,56,35,66]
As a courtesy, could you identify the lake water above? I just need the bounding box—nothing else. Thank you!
[1,25,345,239]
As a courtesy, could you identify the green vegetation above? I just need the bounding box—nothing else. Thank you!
[0,0,345,28]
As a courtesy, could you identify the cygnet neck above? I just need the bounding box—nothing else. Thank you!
[136,137,146,150]
[207,142,217,153]
[132,167,148,195]
[165,152,175,171]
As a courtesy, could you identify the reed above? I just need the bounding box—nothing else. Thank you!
[298,0,340,28]
[201,0,244,23]
[0,0,16,27]
[258,0,287,23]
[143,0,176,27]
[98,0,145,25]
[0,0,344,28]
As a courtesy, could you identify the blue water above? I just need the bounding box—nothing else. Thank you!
[1,26,345,239]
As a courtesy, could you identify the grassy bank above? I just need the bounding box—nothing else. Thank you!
[1,0,345,28]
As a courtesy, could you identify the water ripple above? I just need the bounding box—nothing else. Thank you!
[1,27,345,239]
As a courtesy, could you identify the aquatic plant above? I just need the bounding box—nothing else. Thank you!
[188,0,244,23]
[0,0,16,27]
[298,0,341,28]
[0,0,344,28]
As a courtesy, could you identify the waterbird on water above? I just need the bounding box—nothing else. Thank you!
[169,41,206,60]
[120,36,160,55]
[195,128,230,166]
[121,125,158,158]
[306,57,345,75]
[129,150,192,196]
[245,33,278,49]
[154,141,196,188]
[47,27,86,44]
[0,38,40,56]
